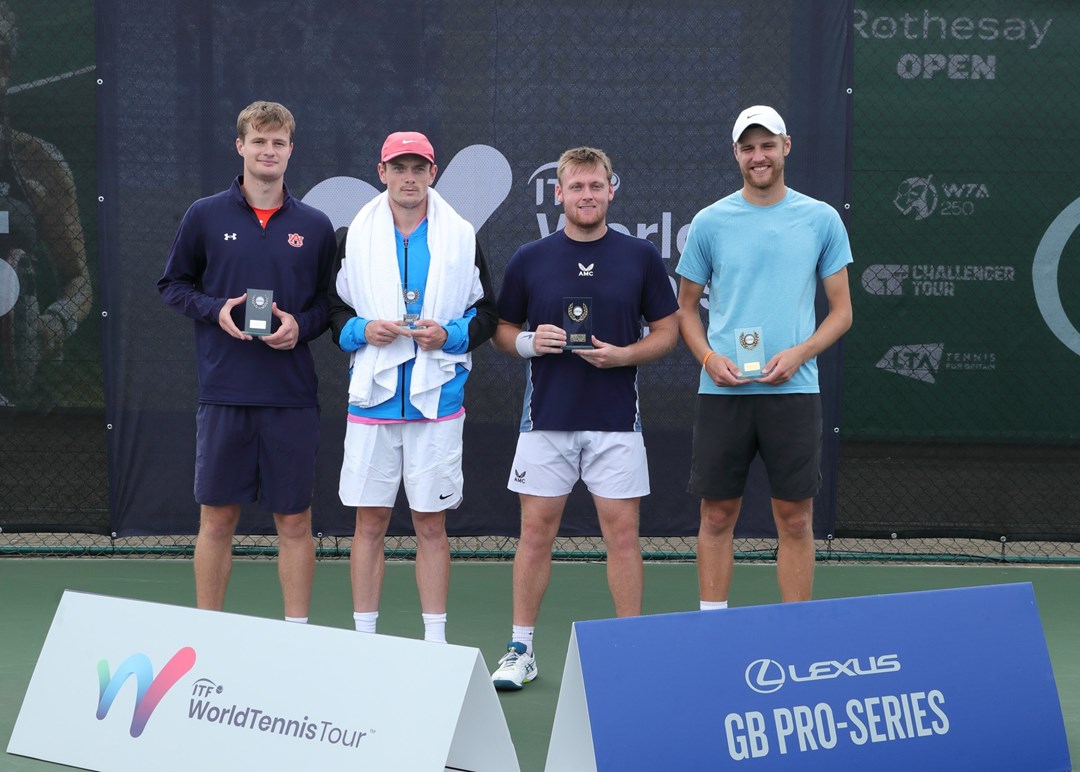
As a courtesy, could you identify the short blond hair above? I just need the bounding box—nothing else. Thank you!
[236,101,295,142]
[556,146,613,184]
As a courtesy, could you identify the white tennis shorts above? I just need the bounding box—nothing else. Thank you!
[340,416,464,512]
[506,430,650,499]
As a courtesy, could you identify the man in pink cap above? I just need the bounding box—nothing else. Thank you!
[328,131,497,643]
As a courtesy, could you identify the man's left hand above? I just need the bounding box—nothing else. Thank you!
[756,346,807,385]
[261,303,299,350]
[405,319,449,351]
[573,336,627,369]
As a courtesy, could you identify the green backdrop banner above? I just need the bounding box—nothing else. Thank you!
[846,2,1080,442]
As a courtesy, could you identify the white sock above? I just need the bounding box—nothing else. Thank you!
[353,610,378,633]
[284,616,308,624]
[512,625,535,653]
[422,612,448,643]
[700,600,729,611]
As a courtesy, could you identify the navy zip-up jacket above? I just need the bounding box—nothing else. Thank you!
[158,176,337,406]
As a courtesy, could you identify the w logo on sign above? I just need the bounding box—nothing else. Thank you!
[288,233,304,247]
[302,145,512,233]
[96,647,196,737]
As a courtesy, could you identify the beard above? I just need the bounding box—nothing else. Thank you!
[564,203,607,230]
[742,161,784,190]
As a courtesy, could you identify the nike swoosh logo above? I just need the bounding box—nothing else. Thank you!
[439,493,453,500]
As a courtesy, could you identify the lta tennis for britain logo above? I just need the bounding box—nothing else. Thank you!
[96,647,197,737]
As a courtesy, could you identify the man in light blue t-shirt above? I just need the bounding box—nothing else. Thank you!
[675,105,853,609]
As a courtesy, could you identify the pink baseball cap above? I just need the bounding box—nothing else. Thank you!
[380,131,435,164]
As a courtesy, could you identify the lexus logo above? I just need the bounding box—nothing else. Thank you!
[744,653,902,694]
[744,658,785,694]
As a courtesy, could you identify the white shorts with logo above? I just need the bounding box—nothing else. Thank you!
[506,430,650,499]
[340,416,464,512]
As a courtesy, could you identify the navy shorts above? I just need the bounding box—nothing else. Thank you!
[195,404,320,514]
[688,393,822,501]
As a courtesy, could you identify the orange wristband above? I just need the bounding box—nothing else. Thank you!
[702,350,715,368]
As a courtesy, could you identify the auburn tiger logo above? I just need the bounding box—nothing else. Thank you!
[287,233,304,247]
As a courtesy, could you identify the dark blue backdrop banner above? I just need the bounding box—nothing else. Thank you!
[97,0,853,537]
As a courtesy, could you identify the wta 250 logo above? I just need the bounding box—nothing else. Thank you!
[894,175,989,220]
[96,647,196,737]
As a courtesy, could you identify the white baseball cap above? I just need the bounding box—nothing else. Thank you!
[731,105,787,143]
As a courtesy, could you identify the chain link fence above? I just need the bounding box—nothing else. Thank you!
[2,1,1078,564]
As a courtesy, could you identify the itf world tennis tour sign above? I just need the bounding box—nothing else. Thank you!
[8,591,519,772]
[547,582,1070,771]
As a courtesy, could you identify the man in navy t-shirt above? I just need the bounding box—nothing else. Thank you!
[490,146,678,690]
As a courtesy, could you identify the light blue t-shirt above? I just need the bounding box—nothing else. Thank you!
[676,188,853,395]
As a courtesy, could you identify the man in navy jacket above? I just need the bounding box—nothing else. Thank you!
[158,101,336,622]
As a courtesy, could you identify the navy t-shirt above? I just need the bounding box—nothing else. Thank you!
[498,228,677,432]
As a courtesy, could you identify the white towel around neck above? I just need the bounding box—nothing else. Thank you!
[336,188,482,419]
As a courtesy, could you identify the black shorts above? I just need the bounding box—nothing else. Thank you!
[195,404,320,514]
[688,393,822,501]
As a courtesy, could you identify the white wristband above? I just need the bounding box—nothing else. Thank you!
[515,331,540,358]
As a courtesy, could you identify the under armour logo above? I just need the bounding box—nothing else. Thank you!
[578,262,594,277]
[513,469,526,484]
[224,233,237,241]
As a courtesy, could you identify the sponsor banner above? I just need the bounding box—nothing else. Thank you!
[8,591,519,772]
[547,583,1069,771]
[848,1,1080,440]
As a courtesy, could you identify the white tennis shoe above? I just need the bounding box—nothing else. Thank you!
[491,642,537,690]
